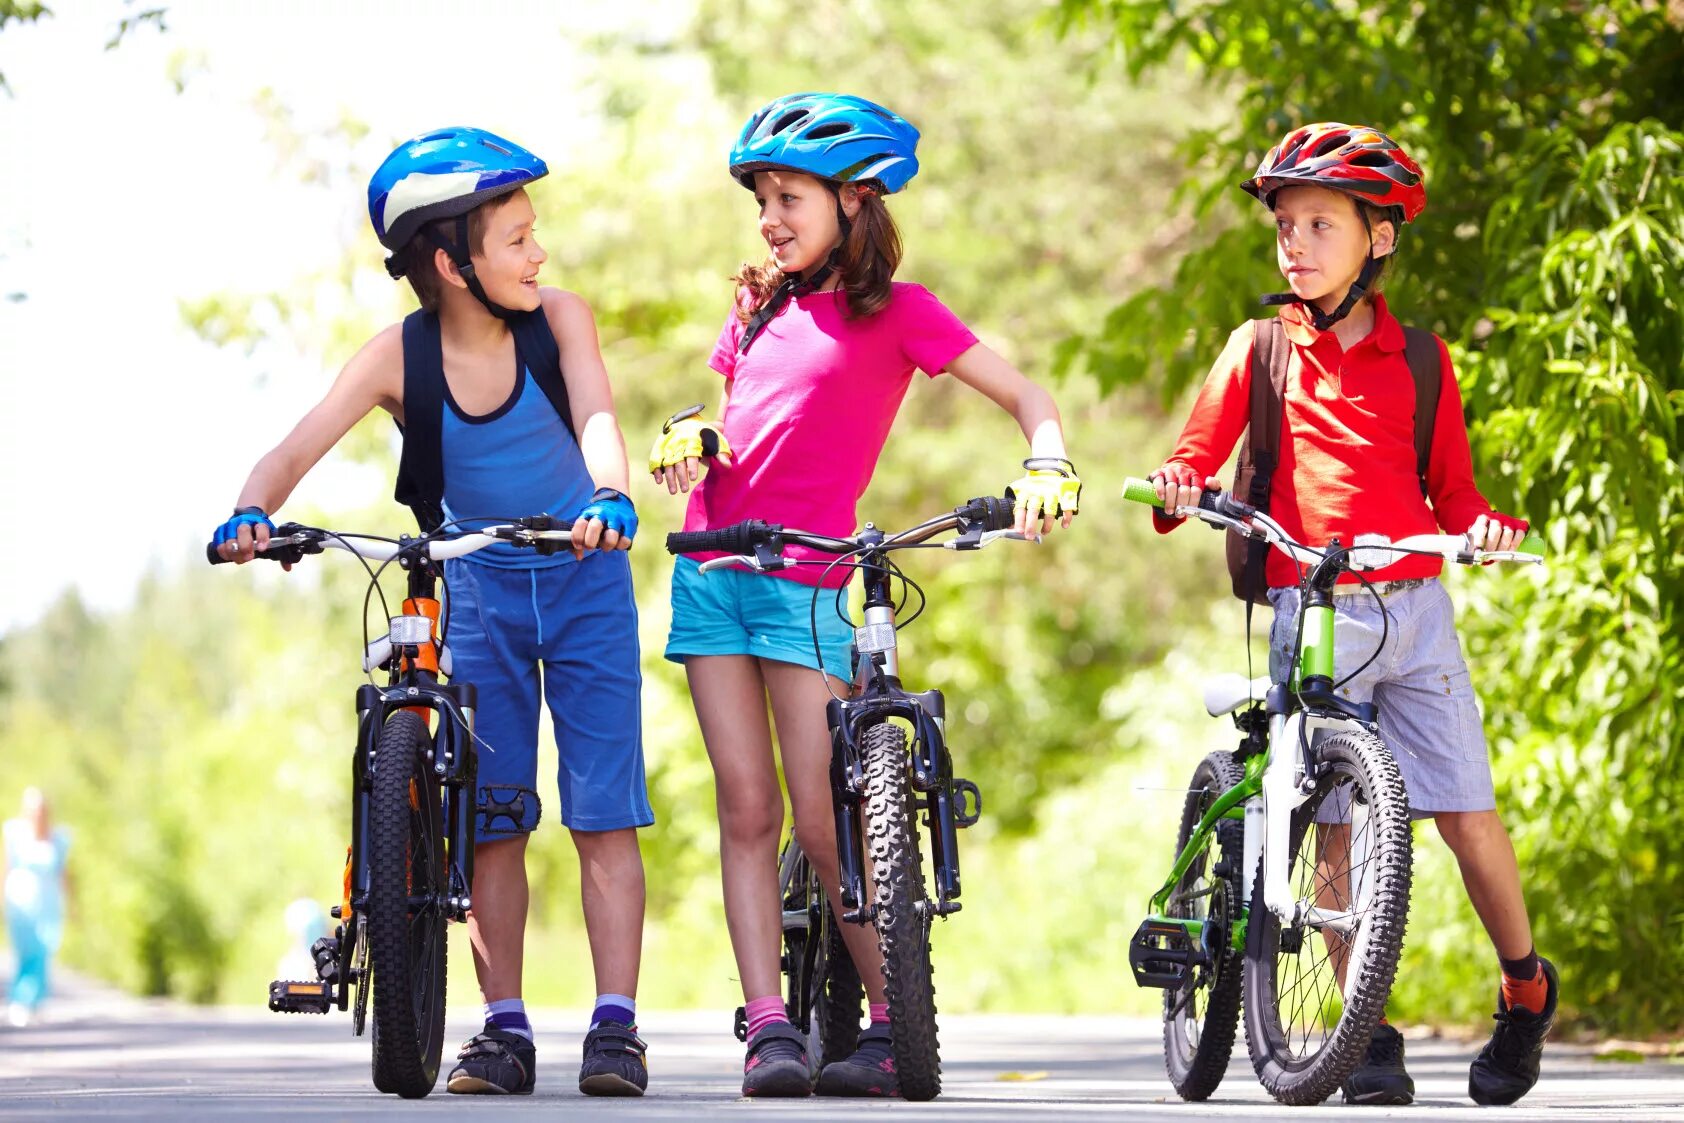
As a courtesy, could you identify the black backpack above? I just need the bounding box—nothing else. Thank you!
[392,308,577,533]
[1227,317,1443,603]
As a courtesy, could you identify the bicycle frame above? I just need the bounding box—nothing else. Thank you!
[826,526,978,924]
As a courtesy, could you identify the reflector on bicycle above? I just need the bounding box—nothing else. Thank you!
[389,615,433,645]
[854,622,896,656]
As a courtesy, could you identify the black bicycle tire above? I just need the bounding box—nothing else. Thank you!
[368,710,449,1098]
[814,886,865,1068]
[861,722,941,1101]
[1243,727,1412,1105]
[1162,750,1247,1100]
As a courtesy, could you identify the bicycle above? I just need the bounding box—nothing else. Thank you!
[1118,477,1543,1105]
[208,516,570,1098]
[666,496,1022,1101]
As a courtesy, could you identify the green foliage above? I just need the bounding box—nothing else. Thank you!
[1061,0,1684,1031]
[0,0,49,94]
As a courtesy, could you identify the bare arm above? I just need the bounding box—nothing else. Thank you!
[216,327,401,563]
[945,341,1070,461]
[543,288,628,494]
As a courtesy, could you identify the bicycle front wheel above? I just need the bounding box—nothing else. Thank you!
[1243,727,1412,1105]
[1162,750,1246,1101]
[861,721,941,1101]
[368,709,449,1098]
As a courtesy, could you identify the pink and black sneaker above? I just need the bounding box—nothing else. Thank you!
[741,1022,813,1097]
[816,1023,899,1097]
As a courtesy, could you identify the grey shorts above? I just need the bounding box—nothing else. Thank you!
[1267,578,1495,819]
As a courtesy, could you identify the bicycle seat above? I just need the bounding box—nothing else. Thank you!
[1203,673,1271,717]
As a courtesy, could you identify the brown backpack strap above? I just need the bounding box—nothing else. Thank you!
[1401,326,1441,498]
[1228,319,1289,605]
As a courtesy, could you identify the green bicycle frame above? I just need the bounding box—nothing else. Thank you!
[1144,751,1267,953]
[1292,601,1336,691]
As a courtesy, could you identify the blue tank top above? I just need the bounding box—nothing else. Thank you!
[440,365,594,569]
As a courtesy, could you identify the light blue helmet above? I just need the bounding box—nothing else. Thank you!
[367,126,548,257]
[729,93,920,194]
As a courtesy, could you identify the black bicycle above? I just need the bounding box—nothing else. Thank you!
[668,496,1023,1100]
[209,517,567,1097]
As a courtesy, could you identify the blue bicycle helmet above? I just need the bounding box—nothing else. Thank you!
[729,93,919,193]
[369,126,547,255]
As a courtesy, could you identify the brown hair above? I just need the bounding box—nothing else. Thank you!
[733,188,902,321]
[1354,197,1401,294]
[395,205,497,313]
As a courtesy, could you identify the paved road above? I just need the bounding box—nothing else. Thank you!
[2,975,1681,1120]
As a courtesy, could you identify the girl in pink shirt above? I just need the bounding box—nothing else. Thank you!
[649,93,1080,1098]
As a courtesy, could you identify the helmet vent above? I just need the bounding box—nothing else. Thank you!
[806,122,852,140]
[1348,150,1393,167]
[1312,132,1351,157]
[479,139,512,156]
[772,110,808,135]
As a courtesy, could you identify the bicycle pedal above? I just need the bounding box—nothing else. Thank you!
[1128,918,1204,990]
[269,979,336,1014]
[952,777,983,827]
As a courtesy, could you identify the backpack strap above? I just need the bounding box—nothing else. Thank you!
[1400,326,1441,498]
[510,306,577,443]
[392,307,578,533]
[394,310,447,534]
[1230,318,1288,607]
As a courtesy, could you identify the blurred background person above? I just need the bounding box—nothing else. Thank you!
[4,788,71,1026]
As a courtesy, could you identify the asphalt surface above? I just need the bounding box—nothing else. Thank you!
[2,974,1681,1120]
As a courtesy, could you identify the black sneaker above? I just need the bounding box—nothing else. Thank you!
[815,1022,899,1097]
[741,1021,813,1097]
[1341,1023,1415,1105]
[447,1023,536,1095]
[579,1020,647,1096]
[1470,956,1558,1105]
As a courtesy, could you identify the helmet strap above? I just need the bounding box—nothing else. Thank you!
[425,214,522,322]
[1259,212,1386,333]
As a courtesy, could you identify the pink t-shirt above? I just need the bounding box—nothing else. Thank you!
[680,281,978,587]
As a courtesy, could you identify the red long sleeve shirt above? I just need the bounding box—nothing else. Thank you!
[1157,296,1500,587]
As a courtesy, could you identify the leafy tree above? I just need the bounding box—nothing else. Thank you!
[1057,0,1684,1030]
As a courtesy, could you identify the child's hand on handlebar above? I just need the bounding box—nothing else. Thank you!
[211,506,292,570]
[1467,511,1529,555]
[1149,464,1223,517]
[1006,458,1082,537]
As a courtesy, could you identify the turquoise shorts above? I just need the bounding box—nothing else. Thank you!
[665,556,853,676]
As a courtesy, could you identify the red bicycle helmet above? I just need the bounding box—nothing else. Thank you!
[1240,123,1425,223]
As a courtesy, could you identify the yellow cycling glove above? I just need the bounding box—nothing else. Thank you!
[648,404,732,474]
[1005,457,1083,521]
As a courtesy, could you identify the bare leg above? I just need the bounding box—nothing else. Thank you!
[761,659,888,1007]
[468,835,529,1002]
[572,827,645,999]
[1313,821,1354,990]
[1434,810,1533,959]
[687,654,785,1001]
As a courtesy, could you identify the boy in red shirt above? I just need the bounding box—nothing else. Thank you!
[1151,124,1555,1107]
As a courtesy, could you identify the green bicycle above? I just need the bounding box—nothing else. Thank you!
[1120,477,1542,1105]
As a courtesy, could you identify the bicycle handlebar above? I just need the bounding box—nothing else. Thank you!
[666,496,1025,573]
[1120,476,1545,568]
[205,519,574,567]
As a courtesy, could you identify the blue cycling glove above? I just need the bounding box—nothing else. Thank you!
[576,488,637,545]
[213,506,274,547]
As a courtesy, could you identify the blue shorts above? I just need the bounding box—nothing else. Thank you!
[444,550,652,838]
[664,557,853,675]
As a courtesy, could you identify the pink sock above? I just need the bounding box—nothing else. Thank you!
[744,995,788,1039]
[869,1002,889,1025]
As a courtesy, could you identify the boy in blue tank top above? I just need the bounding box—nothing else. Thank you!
[210,128,652,1097]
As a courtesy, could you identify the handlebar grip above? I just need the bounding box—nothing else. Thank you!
[958,495,1015,532]
[1121,477,1160,506]
[666,520,777,556]
[206,543,228,565]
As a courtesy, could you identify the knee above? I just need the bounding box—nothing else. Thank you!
[718,788,783,848]
[1435,809,1499,854]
